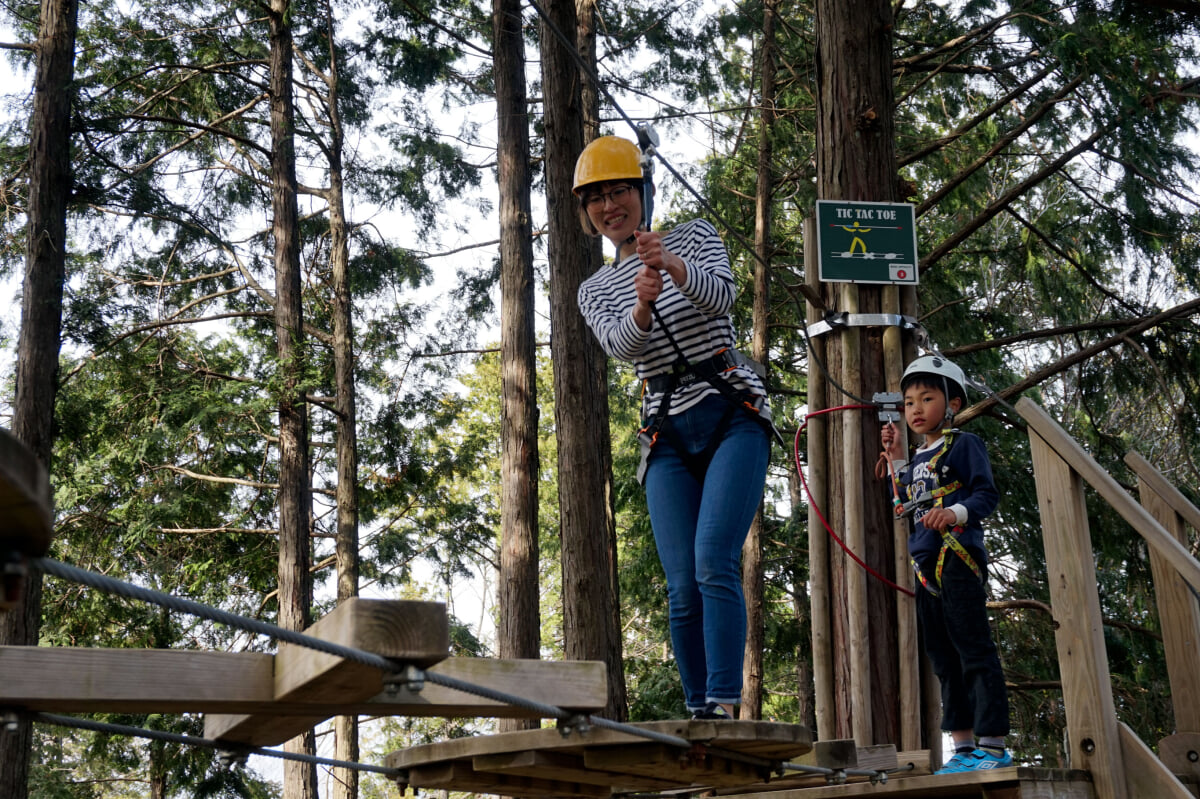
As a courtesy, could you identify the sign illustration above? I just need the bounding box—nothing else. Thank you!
[816,200,919,284]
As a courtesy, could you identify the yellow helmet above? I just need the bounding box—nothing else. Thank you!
[573,136,643,195]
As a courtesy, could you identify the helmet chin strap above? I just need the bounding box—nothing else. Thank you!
[943,376,956,425]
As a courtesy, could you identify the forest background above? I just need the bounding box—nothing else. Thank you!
[2,0,1200,796]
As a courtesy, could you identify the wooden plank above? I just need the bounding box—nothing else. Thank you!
[0,647,274,712]
[368,656,607,717]
[385,719,810,771]
[1126,451,1200,534]
[855,744,899,771]
[472,749,681,791]
[1018,398,1200,594]
[0,427,53,557]
[0,647,606,718]
[1159,733,1200,781]
[733,767,1084,799]
[404,759,610,797]
[1027,421,1127,799]
[205,598,448,744]
[583,742,770,788]
[1130,454,1200,734]
[798,738,859,769]
[1119,722,1194,799]
[726,743,904,795]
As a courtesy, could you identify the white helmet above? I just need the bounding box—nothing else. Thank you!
[901,355,967,413]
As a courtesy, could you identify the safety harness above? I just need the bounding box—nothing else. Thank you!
[637,342,777,483]
[629,124,781,484]
[891,428,983,596]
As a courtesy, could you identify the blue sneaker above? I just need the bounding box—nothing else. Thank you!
[935,751,975,774]
[936,748,1013,774]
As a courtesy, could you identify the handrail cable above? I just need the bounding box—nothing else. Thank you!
[29,712,402,777]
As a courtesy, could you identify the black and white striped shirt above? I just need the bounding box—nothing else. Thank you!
[577,218,768,419]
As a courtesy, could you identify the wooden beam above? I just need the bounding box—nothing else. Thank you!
[205,597,448,744]
[385,719,811,771]
[732,767,1089,798]
[404,759,611,798]
[1026,406,1127,799]
[0,647,275,712]
[471,749,681,791]
[1130,454,1200,735]
[1158,732,1200,781]
[1126,451,1200,533]
[1119,722,1194,799]
[1,646,605,718]
[0,427,52,557]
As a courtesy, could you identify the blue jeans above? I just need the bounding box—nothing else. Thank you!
[644,395,770,711]
[916,549,1010,736]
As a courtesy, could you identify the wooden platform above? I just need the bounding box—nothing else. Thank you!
[735,766,1094,798]
[384,719,813,796]
[382,727,1106,799]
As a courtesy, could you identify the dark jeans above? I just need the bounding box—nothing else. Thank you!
[916,549,1010,736]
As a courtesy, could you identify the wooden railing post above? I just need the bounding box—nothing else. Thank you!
[1127,451,1200,779]
[1026,423,1128,799]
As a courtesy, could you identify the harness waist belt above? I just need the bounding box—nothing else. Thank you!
[645,350,738,394]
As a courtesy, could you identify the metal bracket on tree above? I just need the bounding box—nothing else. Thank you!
[805,311,919,339]
[874,392,902,423]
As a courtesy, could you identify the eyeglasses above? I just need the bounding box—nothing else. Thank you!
[583,185,636,209]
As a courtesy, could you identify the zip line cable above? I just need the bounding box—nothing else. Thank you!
[528,0,916,412]
[525,0,767,269]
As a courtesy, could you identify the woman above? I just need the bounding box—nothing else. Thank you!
[574,135,772,720]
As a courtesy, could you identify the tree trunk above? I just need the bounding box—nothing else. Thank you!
[814,0,900,746]
[320,3,362,794]
[494,0,542,735]
[788,468,816,730]
[539,0,627,720]
[1,0,78,794]
[269,1,316,794]
[741,0,778,722]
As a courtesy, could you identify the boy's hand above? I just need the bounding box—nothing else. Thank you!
[880,421,902,460]
[918,507,957,531]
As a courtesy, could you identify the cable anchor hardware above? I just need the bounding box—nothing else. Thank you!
[383,663,426,696]
[217,746,250,769]
[557,713,591,738]
[874,392,902,423]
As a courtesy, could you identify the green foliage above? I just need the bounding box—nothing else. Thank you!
[5,0,1200,786]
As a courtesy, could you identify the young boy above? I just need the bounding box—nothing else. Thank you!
[881,354,1012,773]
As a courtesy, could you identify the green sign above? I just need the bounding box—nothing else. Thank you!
[816,200,918,285]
